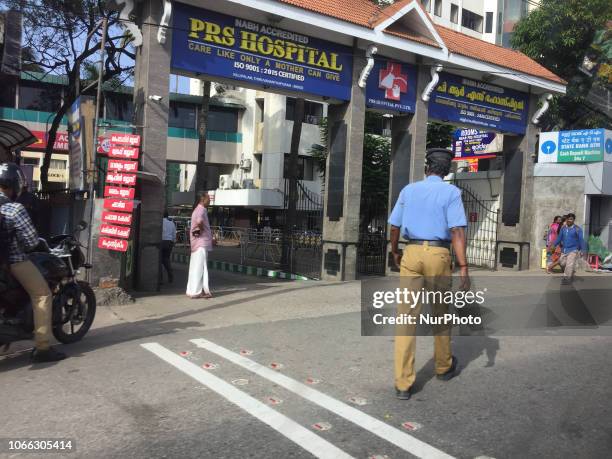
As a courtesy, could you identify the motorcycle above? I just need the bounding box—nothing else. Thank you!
[0,221,96,348]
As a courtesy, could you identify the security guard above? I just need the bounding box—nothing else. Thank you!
[388,148,470,400]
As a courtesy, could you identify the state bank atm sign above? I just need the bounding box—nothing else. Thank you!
[171,2,353,100]
[538,129,612,163]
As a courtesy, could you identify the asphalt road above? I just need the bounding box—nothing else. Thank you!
[1,268,611,459]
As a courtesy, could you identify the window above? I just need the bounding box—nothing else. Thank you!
[283,154,314,181]
[461,9,483,33]
[497,12,503,35]
[365,113,391,137]
[434,0,442,17]
[104,93,133,122]
[422,0,430,12]
[0,75,16,108]
[286,98,324,125]
[169,102,197,129]
[22,157,40,166]
[50,159,66,169]
[485,12,493,33]
[450,4,459,24]
[18,81,62,112]
[208,107,239,132]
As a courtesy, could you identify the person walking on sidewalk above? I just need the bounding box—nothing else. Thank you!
[161,211,176,284]
[388,149,470,401]
[546,215,563,273]
[551,213,586,284]
[186,192,214,299]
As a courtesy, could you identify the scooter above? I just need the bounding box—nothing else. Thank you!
[0,221,96,348]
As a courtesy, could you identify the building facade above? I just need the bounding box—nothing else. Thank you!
[421,0,539,46]
[0,71,328,229]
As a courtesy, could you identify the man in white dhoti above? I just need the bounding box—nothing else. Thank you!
[186,192,214,299]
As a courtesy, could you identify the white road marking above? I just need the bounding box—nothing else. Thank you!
[141,343,354,459]
[191,338,455,459]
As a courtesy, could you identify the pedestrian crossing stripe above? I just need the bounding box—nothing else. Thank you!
[170,252,310,281]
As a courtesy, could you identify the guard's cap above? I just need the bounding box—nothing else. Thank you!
[425,148,453,167]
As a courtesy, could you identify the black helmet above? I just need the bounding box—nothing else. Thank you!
[0,162,24,199]
[425,148,453,176]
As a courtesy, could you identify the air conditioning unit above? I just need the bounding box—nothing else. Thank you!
[239,159,252,171]
[219,174,232,190]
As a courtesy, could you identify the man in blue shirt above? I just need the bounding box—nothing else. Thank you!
[552,213,586,284]
[388,149,469,400]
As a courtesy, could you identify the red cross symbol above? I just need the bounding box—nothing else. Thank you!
[378,62,408,101]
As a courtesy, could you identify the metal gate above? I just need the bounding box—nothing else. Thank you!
[455,182,499,269]
[357,195,388,276]
[283,180,323,279]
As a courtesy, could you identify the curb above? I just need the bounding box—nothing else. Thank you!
[171,252,310,281]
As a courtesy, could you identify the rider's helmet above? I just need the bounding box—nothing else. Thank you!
[0,162,24,200]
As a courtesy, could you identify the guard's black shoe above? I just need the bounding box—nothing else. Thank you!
[395,387,412,400]
[31,347,67,363]
[436,356,458,381]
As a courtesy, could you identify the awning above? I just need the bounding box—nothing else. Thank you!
[0,120,38,152]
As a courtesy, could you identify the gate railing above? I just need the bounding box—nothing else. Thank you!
[454,182,499,269]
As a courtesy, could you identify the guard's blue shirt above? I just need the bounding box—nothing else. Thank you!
[388,175,467,241]
[553,225,586,254]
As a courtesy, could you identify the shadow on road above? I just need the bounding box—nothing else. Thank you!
[0,272,342,372]
[411,334,500,395]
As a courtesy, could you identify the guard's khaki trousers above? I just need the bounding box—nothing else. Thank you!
[395,243,453,391]
[10,260,53,350]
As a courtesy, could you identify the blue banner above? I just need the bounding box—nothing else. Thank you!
[452,129,498,159]
[171,3,353,100]
[365,59,418,113]
[429,72,529,134]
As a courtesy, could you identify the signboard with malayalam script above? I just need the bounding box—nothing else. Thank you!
[429,72,529,134]
[538,129,612,163]
[365,58,418,114]
[171,2,353,100]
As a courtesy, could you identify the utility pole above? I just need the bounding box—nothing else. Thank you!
[85,17,108,280]
[194,80,211,195]
[282,97,305,271]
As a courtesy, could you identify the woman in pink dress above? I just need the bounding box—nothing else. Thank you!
[546,215,563,273]
[186,192,214,298]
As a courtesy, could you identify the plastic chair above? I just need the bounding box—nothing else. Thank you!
[587,254,599,270]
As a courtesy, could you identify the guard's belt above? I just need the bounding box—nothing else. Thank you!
[406,239,451,249]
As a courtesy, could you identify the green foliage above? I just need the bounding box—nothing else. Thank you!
[361,130,391,200]
[426,122,454,149]
[511,0,612,130]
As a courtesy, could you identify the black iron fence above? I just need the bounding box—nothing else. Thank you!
[454,182,499,269]
[357,195,388,276]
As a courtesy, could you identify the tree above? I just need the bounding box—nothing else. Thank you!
[511,0,612,130]
[1,0,135,190]
[426,122,454,149]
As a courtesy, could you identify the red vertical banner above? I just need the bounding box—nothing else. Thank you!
[98,134,140,253]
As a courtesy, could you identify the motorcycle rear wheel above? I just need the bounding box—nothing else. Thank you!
[52,281,96,344]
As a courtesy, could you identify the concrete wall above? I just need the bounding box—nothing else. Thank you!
[530,176,585,266]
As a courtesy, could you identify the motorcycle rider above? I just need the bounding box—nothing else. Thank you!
[0,162,66,362]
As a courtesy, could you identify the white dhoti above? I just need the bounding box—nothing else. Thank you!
[186,247,210,296]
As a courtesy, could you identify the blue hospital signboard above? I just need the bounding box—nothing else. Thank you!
[365,59,418,113]
[538,129,612,163]
[171,2,353,100]
[428,72,529,134]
